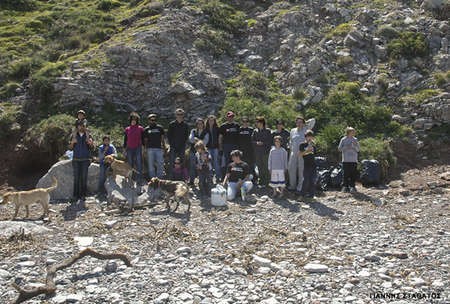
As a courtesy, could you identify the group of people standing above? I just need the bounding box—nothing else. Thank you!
[69,108,360,204]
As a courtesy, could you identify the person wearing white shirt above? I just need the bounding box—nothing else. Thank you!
[288,116,316,192]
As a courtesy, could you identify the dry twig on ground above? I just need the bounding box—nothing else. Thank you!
[12,248,131,304]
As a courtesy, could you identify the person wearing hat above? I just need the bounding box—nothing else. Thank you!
[188,117,209,185]
[219,111,240,179]
[288,116,316,192]
[123,112,144,186]
[168,108,189,178]
[142,113,166,179]
[72,109,90,143]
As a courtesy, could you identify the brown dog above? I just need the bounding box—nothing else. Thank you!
[104,155,136,185]
[1,177,57,219]
[148,177,190,213]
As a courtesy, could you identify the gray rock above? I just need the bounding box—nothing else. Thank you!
[0,221,51,239]
[36,160,99,200]
[176,246,192,255]
[252,255,272,267]
[105,175,150,208]
[105,261,118,273]
[304,263,329,273]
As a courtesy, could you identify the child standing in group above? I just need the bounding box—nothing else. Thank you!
[195,141,212,197]
[299,130,317,199]
[72,109,90,141]
[172,157,189,183]
[268,136,288,198]
[338,127,360,193]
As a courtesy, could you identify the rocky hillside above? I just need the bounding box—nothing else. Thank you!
[0,0,449,186]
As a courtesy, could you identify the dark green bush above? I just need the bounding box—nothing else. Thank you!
[359,137,396,176]
[97,0,121,11]
[0,0,37,11]
[0,103,22,141]
[387,31,429,59]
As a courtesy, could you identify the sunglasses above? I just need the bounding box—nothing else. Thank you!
[242,120,249,123]
[174,162,181,164]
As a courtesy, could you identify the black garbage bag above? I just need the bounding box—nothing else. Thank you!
[314,157,329,170]
[360,159,381,186]
[329,166,343,188]
[316,169,331,191]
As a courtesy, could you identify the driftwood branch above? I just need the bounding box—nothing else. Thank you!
[13,248,131,304]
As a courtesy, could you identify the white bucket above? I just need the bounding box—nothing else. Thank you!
[211,184,227,207]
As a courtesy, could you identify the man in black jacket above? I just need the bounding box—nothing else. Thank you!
[238,116,255,178]
[252,116,272,186]
[219,111,240,178]
[167,108,189,178]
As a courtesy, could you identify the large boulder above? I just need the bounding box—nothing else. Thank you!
[36,160,99,200]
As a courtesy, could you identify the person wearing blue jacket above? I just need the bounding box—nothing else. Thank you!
[97,135,117,196]
[69,120,94,205]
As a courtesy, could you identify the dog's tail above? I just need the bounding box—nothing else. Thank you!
[175,183,189,197]
[46,177,58,192]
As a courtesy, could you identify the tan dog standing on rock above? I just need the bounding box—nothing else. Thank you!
[147,177,190,213]
[103,155,136,186]
[1,177,57,219]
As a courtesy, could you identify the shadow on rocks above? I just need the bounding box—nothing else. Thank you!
[272,197,301,213]
[61,201,86,221]
[307,200,344,220]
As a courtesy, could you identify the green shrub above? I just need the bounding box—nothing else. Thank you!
[400,89,441,104]
[359,137,396,176]
[247,19,257,28]
[0,103,21,141]
[199,0,246,34]
[31,61,67,102]
[377,25,400,40]
[0,82,21,99]
[336,56,353,67]
[387,31,429,59]
[433,71,450,87]
[315,123,346,162]
[326,22,354,39]
[219,65,299,127]
[194,27,233,57]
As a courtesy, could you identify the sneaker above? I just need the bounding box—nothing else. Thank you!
[349,187,357,193]
[241,187,246,201]
[341,186,349,193]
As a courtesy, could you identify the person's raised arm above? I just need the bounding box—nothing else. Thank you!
[306,118,316,130]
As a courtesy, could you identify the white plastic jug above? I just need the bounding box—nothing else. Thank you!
[211,184,227,207]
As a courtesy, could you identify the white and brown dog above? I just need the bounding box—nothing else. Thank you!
[1,177,57,219]
[147,177,190,213]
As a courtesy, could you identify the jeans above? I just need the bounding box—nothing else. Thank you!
[300,166,316,197]
[72,160,90,200]
[343,162,358,187]
[147,148,164,178]
[97,164,108,194]
[198,171,212,196]
[288,153,304,191]
[189,151,197,183]
[208,148,221,181]
[255,152,269,186]
[126,146,143,183]
[169,148,185,178]
[227,181,253,200]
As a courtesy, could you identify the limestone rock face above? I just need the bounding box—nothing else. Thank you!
[36,160,99,200]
